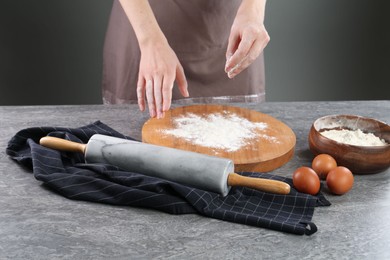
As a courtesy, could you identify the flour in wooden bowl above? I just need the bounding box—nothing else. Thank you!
[162,112,278,152]
[321,129,387,146]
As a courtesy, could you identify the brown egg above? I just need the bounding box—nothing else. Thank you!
[326,166,354,195]
[312,154,338,180]
[292,167,321,195]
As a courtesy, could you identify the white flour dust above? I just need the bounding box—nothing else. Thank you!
[321,129,387,146]
[162,112,277,151]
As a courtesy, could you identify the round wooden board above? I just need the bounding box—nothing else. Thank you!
[141,105,296,172]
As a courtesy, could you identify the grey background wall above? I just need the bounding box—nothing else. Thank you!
[1,0,389,105]
[265,0,390,102]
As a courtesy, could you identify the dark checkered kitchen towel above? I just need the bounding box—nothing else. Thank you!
[6,121,330,235]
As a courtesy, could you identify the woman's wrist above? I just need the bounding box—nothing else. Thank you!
[238,0,266,22]
[137,30,168,52]
[119,0,168,50]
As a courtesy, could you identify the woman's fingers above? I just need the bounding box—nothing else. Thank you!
[227,38,266,78]
[139,73,176,118]
[225,33,254,74]
[175,64,189,101]
[153,76,163,118]
[226,33,240,63]
[137,77,146,112]
[141,65,187,118]
[162,73,176,113]
[145,79,156,118]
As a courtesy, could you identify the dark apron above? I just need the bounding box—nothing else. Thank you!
[102,0,265,104]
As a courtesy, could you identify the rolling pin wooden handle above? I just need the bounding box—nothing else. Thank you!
[39,136,86,154]
[227,173,291,195]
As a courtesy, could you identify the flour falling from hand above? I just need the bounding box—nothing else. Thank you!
[162,112,277,151]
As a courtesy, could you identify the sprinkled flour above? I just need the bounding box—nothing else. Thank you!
[162,112,278,152]
[321,129,387,146]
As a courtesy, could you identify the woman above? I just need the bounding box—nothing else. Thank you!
[102,0,269,118]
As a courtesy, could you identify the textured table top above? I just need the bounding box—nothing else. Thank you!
[1,101,389,259]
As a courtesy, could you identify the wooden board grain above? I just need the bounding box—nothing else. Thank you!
[141,105,296,172]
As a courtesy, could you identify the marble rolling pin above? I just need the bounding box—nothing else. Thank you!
[40,134,290,196]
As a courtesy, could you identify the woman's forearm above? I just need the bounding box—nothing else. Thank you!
[239,0,267,22]
[118,0,167,49]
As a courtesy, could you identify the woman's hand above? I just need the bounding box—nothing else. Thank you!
[119,0,188,118]
[225,0,270,79]
[137,40,188,118]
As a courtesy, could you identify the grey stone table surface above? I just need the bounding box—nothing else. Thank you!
[0,101,389,260]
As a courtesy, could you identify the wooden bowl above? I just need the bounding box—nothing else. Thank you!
[308,115,390,174]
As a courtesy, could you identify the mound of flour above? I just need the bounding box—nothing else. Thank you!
[163,112,276,151]
[321,129,387,146]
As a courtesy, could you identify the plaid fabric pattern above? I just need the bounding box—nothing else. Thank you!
[6,121,330,235]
